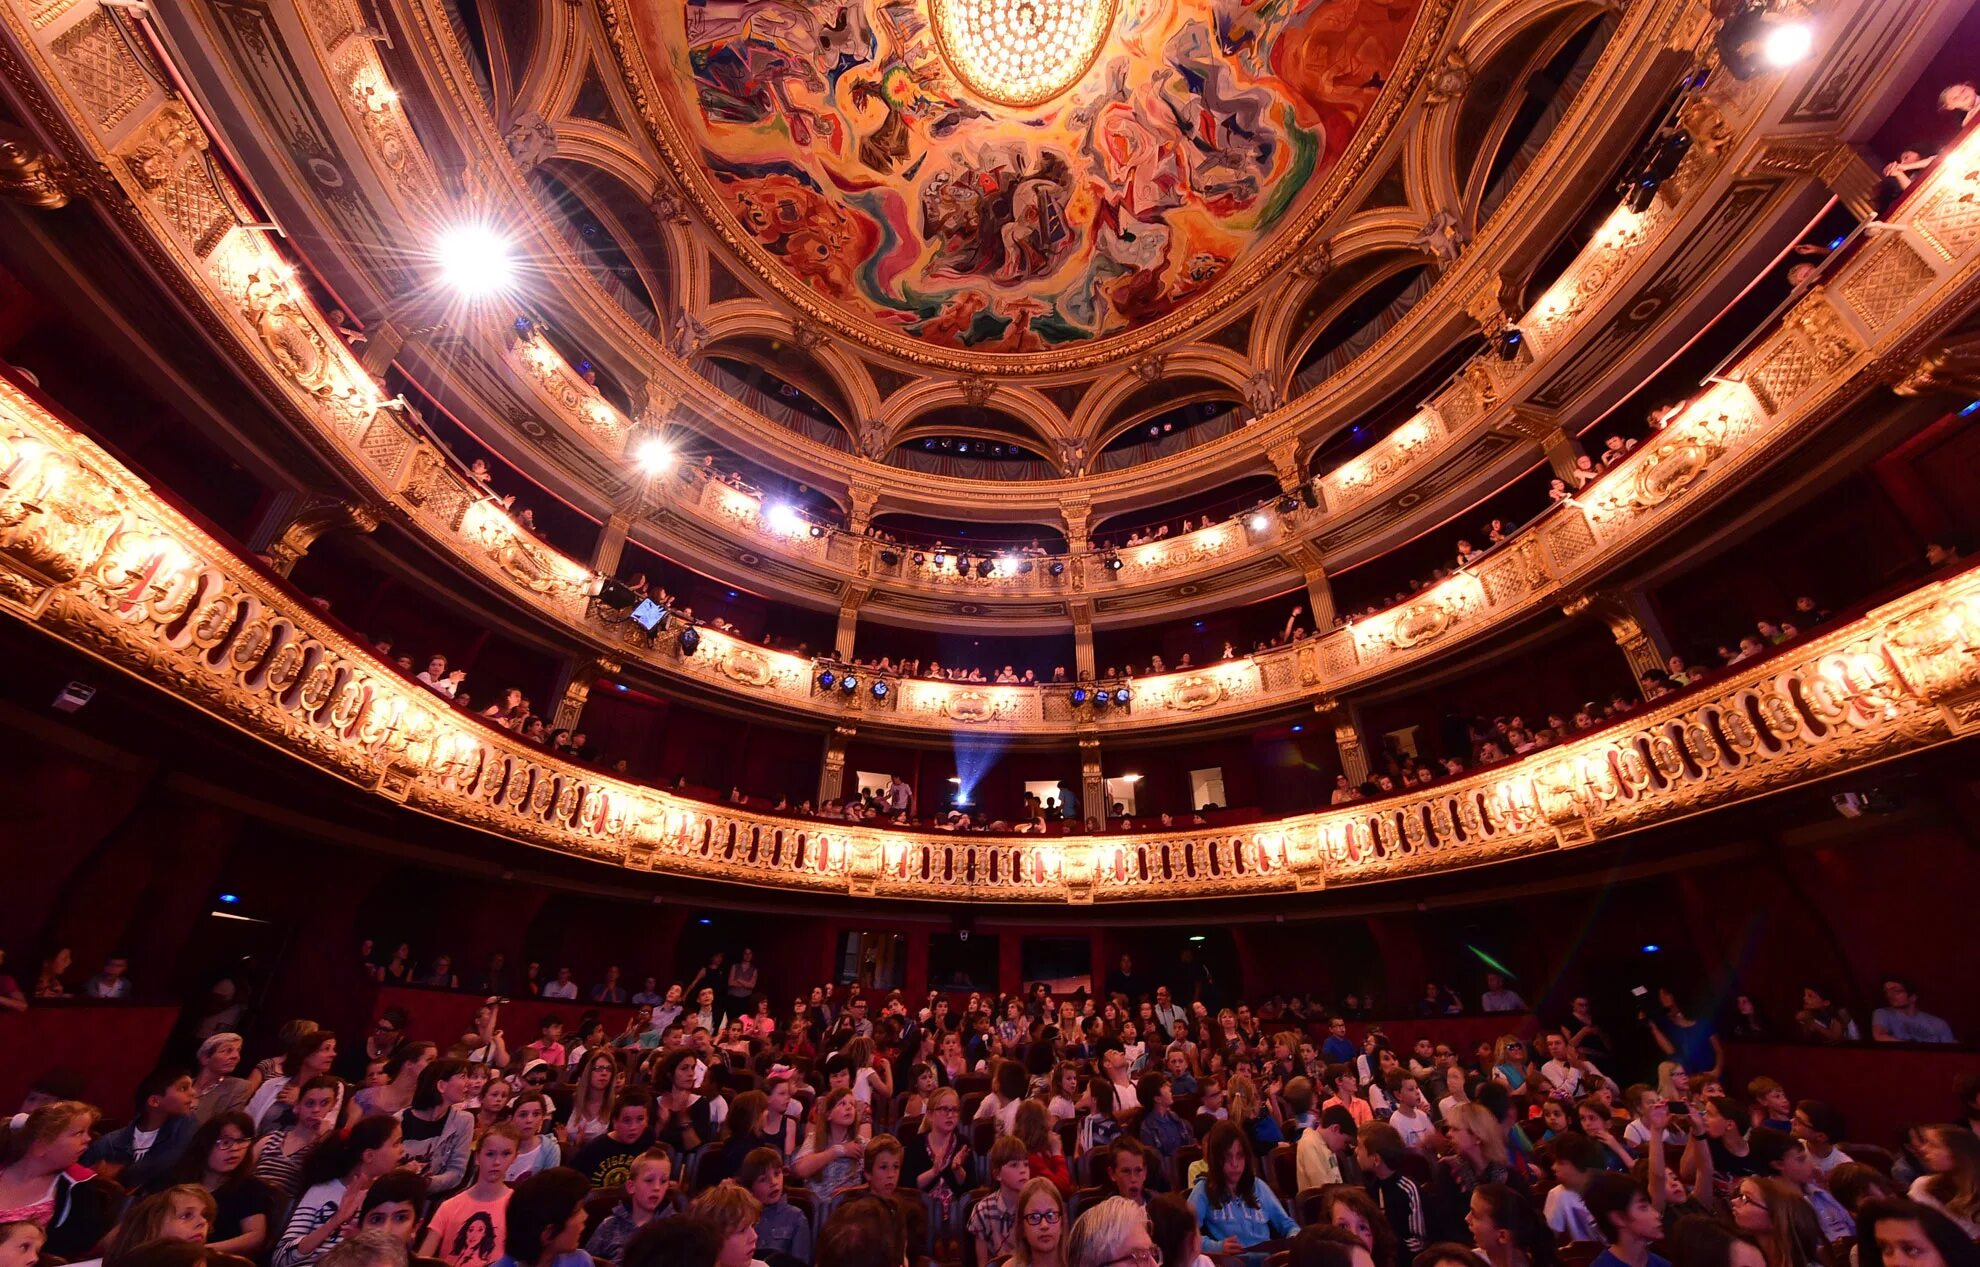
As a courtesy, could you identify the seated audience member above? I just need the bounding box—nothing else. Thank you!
[737,1147,809,1267]
[1287,1224,1378,1267]
[585,1148,676,1264]
[1015,1100,1074,1195]
[816,1195,909,1267]
[1872,979,1956,1043]
[794,1088,871,1200]
[253,1077,343,1197]
[1387,1075,1435,1149]
[420,1125,520,1267]
[1747,1129,1852,1243]
[1011,1177,1071,1267]
[504,1092,561,1181]
[103,1186,219,1265]
[618,1219,720,1267]
[275,1116,406,1267]
[568,1090,655,1190]
[0,1224,45,1267]
[398,1060,476,1194]
[1856,1198,1980,1267]
[1359,1122,1428,1257]
[1727,1177,1821,1267]
[322,1232,413,1267]
[84,1067,200,1189]
[1137,1075,1194,1187]
[1321,1187,1398,1267]
[969,1136,1035,1264]
[1545,1133,1606,1242]
[172,1111,275,1257]
[1907,1125,1980,1237]
[846,1134,928,1252]
[689,1184,763,1267]
[1189,1121,1298,1252]
[1441,1102,1512,1197]
[1298,1105,1360,1190]
[1107,1137,1154,1206]
[248,1032,344,1134]
[1583,1173,1668,1267]
[1069,1196,1160,1267]
[354,1171,445,1267]
[1787,1102,1852,1177]
[492,1169,594,1267]
[1467,1182,1556,1267]
[191,1035,254,1124]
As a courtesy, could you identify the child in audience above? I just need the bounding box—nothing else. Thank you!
[689,1185,762,1267]
[969,1136,1033,1264]
[1545,1133,1605,1242]
[739,1147,810,1267]
[84,1068,200,1189]
[1582,1172,1668,1267]
[1189,1121,1299,1253]
[584,1147,675,1265]
[420,1124,518,1267]
[504,1092,560,1180]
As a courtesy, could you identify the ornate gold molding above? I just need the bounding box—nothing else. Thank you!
[5,379,1976,901]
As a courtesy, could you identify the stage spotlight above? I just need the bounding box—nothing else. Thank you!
[871,680,889,700]
[1277,494,1300,513]
[1495,328,1524,360]
[912,552,927,566]
[818,670,836,690]
[633,436,673,475]
[1049,559,1065,575]
[766,502,803,534]
[1249,512,1272,532]
[1093,690,1111,708]
[1104,554,1123,572]
[1113,687,1131,705]
[677,625,700,656]
[436,224,515,297]
[1018,559,1034,574]
[879,548,902,566]
[975,558,994,578]
[808,523,826,538]
[841,674,859,694]
[1071,687,1089,706]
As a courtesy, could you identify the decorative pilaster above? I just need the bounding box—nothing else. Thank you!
[1078,734,1106,830]
[358,319,407,377]
[1070,600,1096,681]
[247,491,381,576]
[819,724,855,805]
[592,512,632,577]
[835,584,869,659]
[549,654,619,731]
[1565,589,1676,694]
[1280,542,1336,629]
[1266,437,1304,494]
[847,482,880,536]
[1499,405,1586,481]
[1314,695,1370,785]
[1060,496,1092,555]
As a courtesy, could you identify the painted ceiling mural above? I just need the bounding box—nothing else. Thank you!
[634,0,1425,350]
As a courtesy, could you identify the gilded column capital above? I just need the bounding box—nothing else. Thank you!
[847,482,881,534]
[1265,436,1304,492]
[1463,271,1521,339]
[1891,331,1980,399]
[257,492,383,576]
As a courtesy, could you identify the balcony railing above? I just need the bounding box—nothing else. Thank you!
[4,375,1977,903]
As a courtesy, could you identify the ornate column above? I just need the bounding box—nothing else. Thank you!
[1499,405,1586,482]
[1566,589,1676,694]
[1060,497,1092,555]
[847,482,880,537]
[1266,437,1305,494]
[1070,599,1096,681]
[1280,542,1336,629]
[1315,696,1370,785]
[246,491,381,576]
[819,724,855,805]
[548,654,620,731]
[592,511,632,577]
[835,584,869,659]
[1078,733,1106,830]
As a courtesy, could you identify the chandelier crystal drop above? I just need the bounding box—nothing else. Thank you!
[930,0,1121,108]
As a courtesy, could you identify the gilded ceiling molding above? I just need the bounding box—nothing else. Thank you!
[3,375,1976,902]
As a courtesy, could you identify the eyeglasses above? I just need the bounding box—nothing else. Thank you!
[1023,1211,1062,1226]
[215,1135,251,1148]
[1105,1250,1162,1267]
[1732,1190,1758,1206]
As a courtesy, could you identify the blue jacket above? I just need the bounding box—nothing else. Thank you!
[83,1113,197,1192]
[1187,1178,1299,1248]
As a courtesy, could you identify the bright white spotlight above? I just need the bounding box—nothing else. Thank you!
[766,502,803,534]
[997,554,1019,573]
[436,224,515,297]
[1762,21,1813,67]
[1249,512,1271,532]
[633,436,673,475]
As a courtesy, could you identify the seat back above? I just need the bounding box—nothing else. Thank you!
[1267,1143,1297,1199]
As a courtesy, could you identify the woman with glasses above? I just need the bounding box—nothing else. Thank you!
[1010,1178,1069,1267]
[171,1110,272,1257]
[1069,1196,1162,1267]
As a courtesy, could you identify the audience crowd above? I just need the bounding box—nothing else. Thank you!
[5,942,1974,1267]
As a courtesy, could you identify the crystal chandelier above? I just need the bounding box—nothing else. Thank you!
[930,0,1121,108]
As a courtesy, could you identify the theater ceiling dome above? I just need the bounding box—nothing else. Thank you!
[615,0,1432,354]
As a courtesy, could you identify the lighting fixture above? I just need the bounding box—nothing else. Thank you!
[676,625,700,656]
[841,674,860,694]
[818,670,837,689]
[808,524,826,538]
[632,436,674,475]
[1188,934,1206,942]
[1049,560,1065,575]
[929,0,1121,108]
[1761,20,1813,67]
[1104,554,1123,572]
[1249,512,1271,532]
[765,502,803,534]
[871,680,889,699]
[435,224,515,297]
[1642,943,1662,953]
[1071,687,1089,706]
[1113,687,1130,704]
